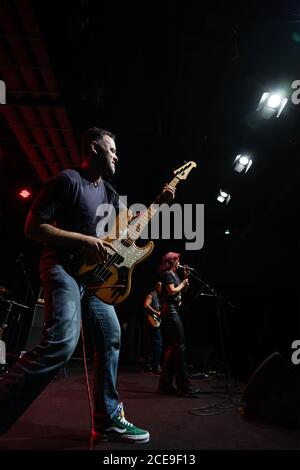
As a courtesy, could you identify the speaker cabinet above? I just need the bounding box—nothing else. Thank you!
[243,352,300,428]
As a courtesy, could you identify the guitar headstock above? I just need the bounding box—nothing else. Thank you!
[174,161,197,180]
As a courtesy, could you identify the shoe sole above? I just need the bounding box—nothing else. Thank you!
[177,392,201,398]
[92,429,150,444]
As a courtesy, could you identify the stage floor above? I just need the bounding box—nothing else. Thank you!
[0,360,299,451]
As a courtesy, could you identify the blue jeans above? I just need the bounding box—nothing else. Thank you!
[0,264,120,434]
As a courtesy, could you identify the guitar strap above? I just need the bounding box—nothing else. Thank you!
[103,180,129,212]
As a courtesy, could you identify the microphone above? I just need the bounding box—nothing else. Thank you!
[177,263,195,271]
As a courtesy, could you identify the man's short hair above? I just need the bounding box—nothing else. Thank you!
[81,127,115,155]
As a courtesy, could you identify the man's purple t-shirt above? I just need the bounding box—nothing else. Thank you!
[30,168,125,271]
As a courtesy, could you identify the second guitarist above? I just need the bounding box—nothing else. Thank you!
[143,281,163,374]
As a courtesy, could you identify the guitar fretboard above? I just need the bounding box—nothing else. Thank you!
[126,175,180,242]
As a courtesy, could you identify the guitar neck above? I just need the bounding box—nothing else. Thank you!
[126,175,180,242]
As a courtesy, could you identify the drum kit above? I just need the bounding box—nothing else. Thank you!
[0,286,29,375]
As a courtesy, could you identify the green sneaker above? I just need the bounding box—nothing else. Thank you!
[92,403,150,443]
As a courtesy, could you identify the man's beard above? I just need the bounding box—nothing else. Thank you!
[96,158,115,177]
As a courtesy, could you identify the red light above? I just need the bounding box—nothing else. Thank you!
[19,189,31,199]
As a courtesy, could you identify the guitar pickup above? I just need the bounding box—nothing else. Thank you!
[121,239,132,247]
[105,253,124,266]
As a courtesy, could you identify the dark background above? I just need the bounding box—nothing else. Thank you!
[0,0,299,379]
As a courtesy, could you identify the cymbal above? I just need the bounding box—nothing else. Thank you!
[0,287,13,295]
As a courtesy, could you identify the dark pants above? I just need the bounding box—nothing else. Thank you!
[159,305,190,391]
[146,326,162,370]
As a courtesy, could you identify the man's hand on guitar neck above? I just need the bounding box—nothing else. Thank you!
[155,184,176,204]
[126,183,176,224]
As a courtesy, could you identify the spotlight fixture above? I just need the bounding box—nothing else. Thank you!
[257,91,288,119]
[225,229,230,235]
[217,190,231,204]
[233,154,253,173]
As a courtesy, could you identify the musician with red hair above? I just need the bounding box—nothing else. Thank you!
[158,252,200,397]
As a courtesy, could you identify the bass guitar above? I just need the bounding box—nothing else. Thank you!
[147,312,161,328]
[77,161,197,305]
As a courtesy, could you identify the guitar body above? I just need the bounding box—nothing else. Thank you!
[147,313,161,328]
[78,239,154,305]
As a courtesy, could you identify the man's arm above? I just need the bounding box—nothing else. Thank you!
[25,212,85,246]
[144,294,160,315]
[25,212,116,262]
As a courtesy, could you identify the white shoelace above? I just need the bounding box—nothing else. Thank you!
[118,415,133,427]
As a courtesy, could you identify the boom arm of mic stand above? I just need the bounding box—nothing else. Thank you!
[188,268,233,392]
[187,269,235,308]
[188,269,212,293]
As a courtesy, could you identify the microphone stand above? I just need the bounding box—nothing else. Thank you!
[16,253,35,306]
[187,267,235,395]
[15,253,35,354]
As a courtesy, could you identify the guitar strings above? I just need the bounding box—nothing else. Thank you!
[93,211,151,280]
[92,176,179,281]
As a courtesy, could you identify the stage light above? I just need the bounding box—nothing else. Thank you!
[233,154,253,173]
[257,91,288,118]
[19,189,31,199]
[225,229,230,235]
[267,94,282,108]
[217,190,231,204]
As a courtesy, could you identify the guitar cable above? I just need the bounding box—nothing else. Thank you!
[79,283,95,450]
[80,181,150,449]
[80,319,95,450]
[78,181,129,451]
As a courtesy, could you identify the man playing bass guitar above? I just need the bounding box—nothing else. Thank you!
[0,127,175,443]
